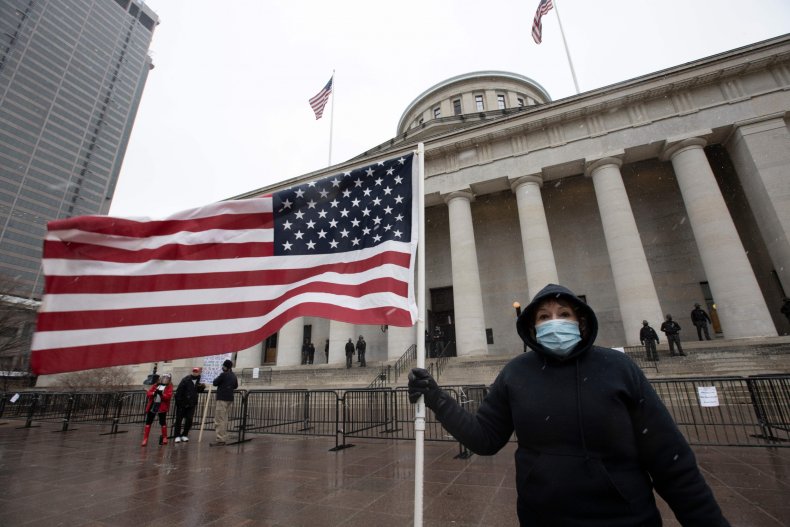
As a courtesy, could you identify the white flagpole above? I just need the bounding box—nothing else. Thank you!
[413,142,426,526]
[328,70,336,166]
[552,0,580,94]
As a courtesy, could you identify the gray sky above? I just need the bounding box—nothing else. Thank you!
[111,0,790,218]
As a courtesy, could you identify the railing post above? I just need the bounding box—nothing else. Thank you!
[19,394,39,429]
[58,394,75,432]
[329,391,354,451]
[236,391,249,444]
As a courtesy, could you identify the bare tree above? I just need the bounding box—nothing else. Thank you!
[0,274,38,392]
[53,366,137,392]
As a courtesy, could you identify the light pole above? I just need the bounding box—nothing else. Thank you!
[513,301,526,353]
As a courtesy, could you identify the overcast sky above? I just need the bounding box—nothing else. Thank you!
[110,0,790,218]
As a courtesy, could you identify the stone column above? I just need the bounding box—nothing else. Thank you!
[662,138,776,337]
[328,320,355,366]
[511,175,559,301]
[387,325,416,360]
[234,342,262,370]
[586,158,664,345]
[726,117,790,294]
[276,317,304,367]
[444,191,488,356]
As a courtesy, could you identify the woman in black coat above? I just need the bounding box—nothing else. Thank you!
[409,283,729,526]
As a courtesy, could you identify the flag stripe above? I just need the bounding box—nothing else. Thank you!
[30,304,415,375]
[47,201,273,237]
[33,291,412,349]
[43,250,412,294]
[43,240,275,263]
[40,263,411,313]
[36,278,407,331]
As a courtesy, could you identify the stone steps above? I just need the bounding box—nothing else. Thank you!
[238,336,790,390]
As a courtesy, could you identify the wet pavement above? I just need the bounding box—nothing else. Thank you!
[0,420,788,526]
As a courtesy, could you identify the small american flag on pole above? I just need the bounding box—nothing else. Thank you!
[531,0,554,44]
[308,76,333,120]
[31,153,418,375]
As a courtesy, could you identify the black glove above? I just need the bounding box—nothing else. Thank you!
[408,368,440,406]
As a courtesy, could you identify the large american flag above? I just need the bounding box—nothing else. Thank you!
[30,153,418,375]
[531,0,554,44]
[308,76,333,120]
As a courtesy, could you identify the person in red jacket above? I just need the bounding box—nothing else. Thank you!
[141,372,173,446]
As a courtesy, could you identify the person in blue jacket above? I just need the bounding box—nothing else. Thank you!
[409,284,729,526]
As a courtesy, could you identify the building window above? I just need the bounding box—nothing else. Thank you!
[475,95,484,111]
[497,95,506,109]
[517,97,525,107]
[453,99,462,115]
[433,107,441,119]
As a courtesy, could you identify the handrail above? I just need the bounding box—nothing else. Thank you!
[431,342,455,382]
[366,344,418,388]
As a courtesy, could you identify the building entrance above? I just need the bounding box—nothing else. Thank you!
[429,286,456,357]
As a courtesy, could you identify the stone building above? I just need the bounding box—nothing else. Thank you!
[222,34,790,370]
[70,34,788,384]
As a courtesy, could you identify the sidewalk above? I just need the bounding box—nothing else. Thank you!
[0,421,788,526]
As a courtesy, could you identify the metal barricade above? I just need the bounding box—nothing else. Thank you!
[746,375,790,443]
[651,377,775,447]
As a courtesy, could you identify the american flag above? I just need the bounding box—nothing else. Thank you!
[308,76,333,120]
[531,0,554,44]
[30,153,418,375]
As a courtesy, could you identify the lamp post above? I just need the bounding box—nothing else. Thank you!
[513,302,526,353]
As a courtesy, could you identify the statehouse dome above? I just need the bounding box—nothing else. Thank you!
[396,71,551,139]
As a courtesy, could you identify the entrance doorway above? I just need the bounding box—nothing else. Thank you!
[429,286,456,357]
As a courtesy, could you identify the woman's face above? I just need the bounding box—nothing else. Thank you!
[534,299,578,327]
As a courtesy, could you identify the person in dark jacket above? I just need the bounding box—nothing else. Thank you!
[356,335,367,367]
[661,314,686,356]
[324,339,330,363]
[301,339,310,365]
[409,284,729,527]
[781,297,790,323]
[639,320,660,361]
[690,303,712,341]
[211,359,238,446]
[344,338,355,368]
[307,341,316,364]
[173,367,205,443]
[141,373,173,447]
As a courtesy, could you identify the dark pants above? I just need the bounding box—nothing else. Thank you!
[358,352,366,367]
[667,334,685,356]
[695,323,711,341]
[173,404,195,437]
[308,350,315,364]
[346,354,353,368]
[644,340,658,361]
[145,411,167,426]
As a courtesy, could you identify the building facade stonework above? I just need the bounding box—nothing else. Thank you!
[236,35,790,367]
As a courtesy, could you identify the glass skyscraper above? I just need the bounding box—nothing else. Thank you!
[0,0,158,299]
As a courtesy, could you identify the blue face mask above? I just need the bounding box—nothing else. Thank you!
[536,319,582,357]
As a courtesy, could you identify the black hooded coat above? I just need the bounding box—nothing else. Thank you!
[428,284,728,526]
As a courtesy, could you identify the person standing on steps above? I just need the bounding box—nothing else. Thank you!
[356,335,367,367]
[324,338,330,363]
[661,314,686,356]
[640,320,660,361]
[690,303,712,341]
[344,338,355,369]
[141,372,173,446]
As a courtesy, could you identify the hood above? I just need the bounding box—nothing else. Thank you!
[517,283,598,362]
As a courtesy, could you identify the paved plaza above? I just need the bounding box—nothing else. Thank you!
[0,420,788,526]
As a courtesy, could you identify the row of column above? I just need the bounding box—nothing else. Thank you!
[449,137,777,350]
[238,134,782,365]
